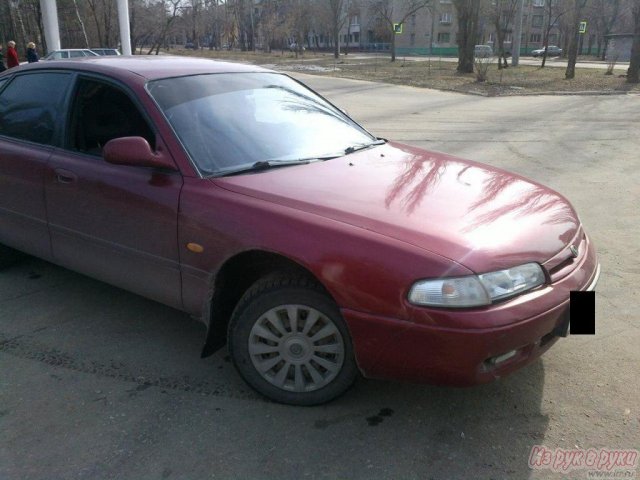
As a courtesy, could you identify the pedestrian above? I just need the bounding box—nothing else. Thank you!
[0,44,6,72]
[6,41,19,68]
[26,42,39,63]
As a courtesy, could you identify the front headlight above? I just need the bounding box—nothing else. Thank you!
[408,263,545,308]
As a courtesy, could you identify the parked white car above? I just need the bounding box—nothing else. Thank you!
[42,49,99,60]
[474,45,493,58]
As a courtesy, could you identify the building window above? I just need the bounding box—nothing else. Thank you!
[437,32,450,43]
[439,0,452,3]
[410,33,416,46]
[411,14,416,26]
[354,32,359,42]
[549,34,558,44]
[351,15,359,25]
[530,33,541,42]
[440,12,452,24]
[532,15,543,27]
[533,0,544,6]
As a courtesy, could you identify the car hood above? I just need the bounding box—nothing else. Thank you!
[213,142,580,273]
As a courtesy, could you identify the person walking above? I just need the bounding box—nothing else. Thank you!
[26,42,39,63]
[6,41,19,68]
[0,44,6,72]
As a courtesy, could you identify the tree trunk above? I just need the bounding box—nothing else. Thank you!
[627,3,640,84]
[391,28,396,62]
[72,0,90,48]
[454,0,480,74]
[565,1,583,80]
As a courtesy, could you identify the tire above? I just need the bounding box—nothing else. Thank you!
[228,274,358,405]
[0,244,25,269]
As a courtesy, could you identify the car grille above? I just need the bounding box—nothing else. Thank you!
[545,228,588,284]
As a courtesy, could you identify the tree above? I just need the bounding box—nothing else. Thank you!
[368,0,431,62]
[565,0,588,80]
[488,0,517,69]
[627,0,640,83]
[589,0,621,60]
[453,0,481,73]
[326,0,347,59]
[540,0,569,68]
[147,0,184,55]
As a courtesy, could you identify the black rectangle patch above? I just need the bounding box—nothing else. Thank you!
[569,291,595,335]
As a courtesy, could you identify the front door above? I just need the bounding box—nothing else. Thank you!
[45,76,184,309]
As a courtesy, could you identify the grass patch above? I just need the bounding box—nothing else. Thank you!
[169,47,639,96]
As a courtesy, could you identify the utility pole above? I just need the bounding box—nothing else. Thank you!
[512,0,524,66]
[40,0,61,53]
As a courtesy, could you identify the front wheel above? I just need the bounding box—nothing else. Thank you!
[228,275,358,405]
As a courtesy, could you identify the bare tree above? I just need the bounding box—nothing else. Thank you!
[72,0,90,48]
[488,0,517,69]
[326,0,347,58]
[148,0,184,54]
[540,0,569,68]
[368,0,431,62]
[87,0,118,47]
[565,0,588,80]
[628,0,640,83]
[589,0,621,60]
[453,0,481,73]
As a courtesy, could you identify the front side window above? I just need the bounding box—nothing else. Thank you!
[0,72,72,145]
[148,73,375,176]
[68,78,155,156]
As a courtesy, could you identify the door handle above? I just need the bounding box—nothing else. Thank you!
[54,168,77,184]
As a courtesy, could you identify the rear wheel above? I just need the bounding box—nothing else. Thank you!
[228,274,358,405]
[0,244,25,269]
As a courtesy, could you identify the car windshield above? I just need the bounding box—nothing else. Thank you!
[147,72,377,176]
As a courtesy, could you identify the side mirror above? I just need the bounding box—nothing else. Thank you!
[103,136,177,170]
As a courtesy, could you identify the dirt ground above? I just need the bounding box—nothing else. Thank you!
[176,48,640,96]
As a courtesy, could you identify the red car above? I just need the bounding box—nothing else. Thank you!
[0,57,599,405]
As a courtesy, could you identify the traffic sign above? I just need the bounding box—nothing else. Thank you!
[579,21,587,34]
[394,23,403,34]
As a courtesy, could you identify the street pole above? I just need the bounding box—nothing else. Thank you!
[116,0,132,55]
[40,0,61,53]
[512,0,524,66]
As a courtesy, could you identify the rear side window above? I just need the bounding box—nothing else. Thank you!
[0,72,72,145]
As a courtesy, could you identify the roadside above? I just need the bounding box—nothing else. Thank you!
[174,48,639,96]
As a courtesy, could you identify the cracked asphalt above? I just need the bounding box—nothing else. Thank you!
[1,75,638,480]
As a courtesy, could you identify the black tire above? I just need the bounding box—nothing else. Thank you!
[228,274,358,405]
[0,244,25,269]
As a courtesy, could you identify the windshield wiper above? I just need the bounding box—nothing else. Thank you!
[344,138,386,155]
[220,157,335,177]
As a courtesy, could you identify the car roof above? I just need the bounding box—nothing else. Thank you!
[12,55,272,81]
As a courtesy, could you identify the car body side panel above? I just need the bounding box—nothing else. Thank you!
[178,178,473,320]
[0,138,53,260]
[45,149,184,309]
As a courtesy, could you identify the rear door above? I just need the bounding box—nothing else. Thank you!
[0,71,73,259]
[45,75,184,309]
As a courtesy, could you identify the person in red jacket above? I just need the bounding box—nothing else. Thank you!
[6,41,19,68]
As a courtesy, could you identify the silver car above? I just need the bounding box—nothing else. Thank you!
[42,49,100,60]
[532,45,563,57]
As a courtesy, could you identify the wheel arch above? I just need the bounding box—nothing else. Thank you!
[201,249,332,357]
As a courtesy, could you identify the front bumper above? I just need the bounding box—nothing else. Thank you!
[342,239,600,386]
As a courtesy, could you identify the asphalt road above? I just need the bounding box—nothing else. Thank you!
[1,76,639,480]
